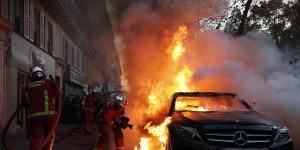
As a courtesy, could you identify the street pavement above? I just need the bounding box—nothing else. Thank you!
[1,124,110,150]
[54,124,98,150]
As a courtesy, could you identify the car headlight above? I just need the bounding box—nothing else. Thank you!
[274,127,290,143]
[176,125,202,141]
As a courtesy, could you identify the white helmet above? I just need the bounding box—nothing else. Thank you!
[32,65,46,79]
[114,95,127,107]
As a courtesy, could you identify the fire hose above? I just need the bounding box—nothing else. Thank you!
[1,102,24,150]
[1,77,62,150]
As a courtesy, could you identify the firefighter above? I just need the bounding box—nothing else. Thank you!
[23,66,61,150]
[82,89,96,132]
[94,95,129,150]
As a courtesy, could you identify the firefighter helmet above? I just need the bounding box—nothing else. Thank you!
[111,95,127,109]
[31,66,46,80]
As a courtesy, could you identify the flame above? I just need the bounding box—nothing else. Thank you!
[134,25,192,150]
[174,66,192,92]
[167,26,188,61]
[135,117,172,150]
[175,101,207,112]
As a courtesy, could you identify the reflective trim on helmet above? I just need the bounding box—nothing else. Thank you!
[44,90,49,112]
[28,111,56,118]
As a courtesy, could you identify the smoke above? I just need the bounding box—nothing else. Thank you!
[117,0,300,149]
[189,32,300,149]
[78,0,122,87]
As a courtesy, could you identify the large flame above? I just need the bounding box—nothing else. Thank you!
[134,25,193,150]
[167,26,188,61]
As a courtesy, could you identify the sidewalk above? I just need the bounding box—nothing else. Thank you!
[54,124,98,150]
[1,124,100,150]
[0,128,29,150]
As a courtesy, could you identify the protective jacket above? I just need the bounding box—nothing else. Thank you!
[24,79,60,150]
[24,80,59,118]
[95,103,125,150]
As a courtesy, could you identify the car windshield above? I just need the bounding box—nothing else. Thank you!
[175,96,250,112]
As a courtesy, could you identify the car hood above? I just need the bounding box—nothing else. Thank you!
[172,111,280,127]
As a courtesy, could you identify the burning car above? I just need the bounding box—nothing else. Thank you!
[166,92,294,150]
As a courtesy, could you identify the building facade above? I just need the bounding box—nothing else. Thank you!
[3,0,92,131]
[0,0,15,130]
[1,0,122,132]
[74,0,122,92]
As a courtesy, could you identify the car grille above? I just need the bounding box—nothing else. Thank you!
[203,128,274,148]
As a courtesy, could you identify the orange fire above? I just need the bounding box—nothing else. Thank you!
[167,26,188,61]
[134,25,193,150]
[175,100,207,112]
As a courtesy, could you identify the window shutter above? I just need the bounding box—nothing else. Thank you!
[45,17,48,52]
[78,51,81,71]
[53,23,57,57]
[2,0,9,19]
[61,35,63,59]
[61,36,64,60]
[40,12,44,49]
[54,24,61,58]
[9,0,14,23]
[29,1,34,42]
[58,28,62,59]
[68,44,71,65]
[79,52,82,71]
[24,0,30,39]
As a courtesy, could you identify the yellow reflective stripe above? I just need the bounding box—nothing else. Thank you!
[49,133,55,150]
[29,80,45,87]
[44,90,49,112]
[28,111,56,118]
[29,83,41,87]
[31,81,45,84]
[116,147,125,150]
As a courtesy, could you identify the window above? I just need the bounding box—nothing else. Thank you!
[2,0,9,18]
[82,54,85,72]
[17,70,29,127]
[0,0,9,18]
[0,0,2,15]
[71,47,74,66]
[13,0,24,35]
[34,8,40,46]
[24,0,29,39]
[77,51,79,69]
[40,12,44,49]
[29,1,34,41]
[48,22,53,55]
[64,39,69,63]
[61,36,65,59]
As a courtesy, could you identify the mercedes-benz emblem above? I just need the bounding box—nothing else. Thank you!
[233,131,248,146]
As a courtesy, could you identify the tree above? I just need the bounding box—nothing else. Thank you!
[236,0,253,35]
[213,0,300,62]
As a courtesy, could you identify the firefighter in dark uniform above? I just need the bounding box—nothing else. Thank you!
[23,66,61,150]
[94,95,131,150]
